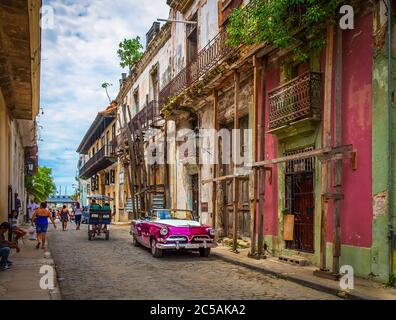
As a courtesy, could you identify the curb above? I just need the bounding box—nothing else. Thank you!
[211,252,368,300]
[45,243,62,300]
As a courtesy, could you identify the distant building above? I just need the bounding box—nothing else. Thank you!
[76,108,119,219]
[47,196,75,210]
[0,1,41,222]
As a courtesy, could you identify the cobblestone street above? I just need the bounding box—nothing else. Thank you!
[47,223,338,300]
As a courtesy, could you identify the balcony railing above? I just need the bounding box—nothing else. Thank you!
[79,144,116,179]
[131,100,161,134]
[268,72,322,131]
[159,28,232,107]
[159,1,260,109]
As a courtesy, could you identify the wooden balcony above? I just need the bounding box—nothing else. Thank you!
[268,72,322,132]
[79,145,117,179]
[131,100,162,134]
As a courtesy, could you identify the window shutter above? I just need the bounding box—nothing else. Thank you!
[110,170,115,184]
[105,173,110,185]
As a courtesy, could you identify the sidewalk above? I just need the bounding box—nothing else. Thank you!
[212,245,396,300]
[0,228,61,300]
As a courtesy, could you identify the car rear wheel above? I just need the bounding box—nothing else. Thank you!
[151,239,163,258]
[199,248,211,257]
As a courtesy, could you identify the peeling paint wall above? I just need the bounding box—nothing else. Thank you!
[171,0,219,74]
[126,39,172,115]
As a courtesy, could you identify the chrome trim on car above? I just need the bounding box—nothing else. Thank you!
[165,236,188,242]
[156,242,217,250]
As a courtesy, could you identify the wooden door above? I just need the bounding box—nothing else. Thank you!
[285,171,315,253]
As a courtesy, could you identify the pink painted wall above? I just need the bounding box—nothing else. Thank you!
[257,66,280,237]
[327,14,373,247]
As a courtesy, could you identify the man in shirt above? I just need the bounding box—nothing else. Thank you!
[27,200,38,222]
[14,193,21,218]
[0,222,20,271]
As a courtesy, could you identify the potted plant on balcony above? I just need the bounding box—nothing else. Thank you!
[282,208,294,241]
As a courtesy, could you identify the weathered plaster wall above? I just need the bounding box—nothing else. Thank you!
[171,0,220,76]
[128,39,172,115]
[199,103,215,225]
[261,66,280,238]
[0,88,11,222]
[371,1,393,282]
[336,13,373,248]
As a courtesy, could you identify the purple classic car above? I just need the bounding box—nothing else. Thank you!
[131,209,217,258]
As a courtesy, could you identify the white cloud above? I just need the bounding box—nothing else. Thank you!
[39,0,170,193]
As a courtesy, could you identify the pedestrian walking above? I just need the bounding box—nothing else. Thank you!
[14,193,21,218]
[31,202,57,250]
[74,202,83,230]
[27,199,38,223]
[60,205,70,231]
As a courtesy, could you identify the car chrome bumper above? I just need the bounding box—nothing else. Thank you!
[156,242,217,250]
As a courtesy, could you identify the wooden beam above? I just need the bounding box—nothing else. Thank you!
[253,145,353,167]
[212,90,219,231]
[319,21,335,272]
[164,120,170,208]
[249,55,260,256]
[332,26,343,275]
[257,58,267,257]
[121,104,137,217]
[232,70,240,252]
[202,174,249,185]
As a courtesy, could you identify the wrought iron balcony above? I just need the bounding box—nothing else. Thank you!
[268,72,322,131]
[159,29,232,108]
[79,145,117,179]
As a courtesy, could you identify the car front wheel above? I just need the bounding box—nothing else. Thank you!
[199,248,211,257]
[132,234,140,247]
[151,239,163,258]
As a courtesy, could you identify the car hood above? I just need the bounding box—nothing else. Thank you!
[155,219,202,227]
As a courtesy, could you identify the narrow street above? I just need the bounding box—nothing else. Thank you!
[47,223,338,300]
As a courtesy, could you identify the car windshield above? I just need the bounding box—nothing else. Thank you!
[151,210,194,221]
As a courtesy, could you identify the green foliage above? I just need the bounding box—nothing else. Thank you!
[70,192,79,202]
[117,37,144,70]
[101,82,113,103]
[227,0,342,62]
[25,166,57,203]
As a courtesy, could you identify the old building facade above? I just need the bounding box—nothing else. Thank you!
[111,0,396,283]
[77,110,119,219]
[0,0,41,222]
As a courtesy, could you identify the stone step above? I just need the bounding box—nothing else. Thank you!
[278,255,309,266]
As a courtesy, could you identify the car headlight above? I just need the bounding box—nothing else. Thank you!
[159,226,169,236]
[208,228,216,236]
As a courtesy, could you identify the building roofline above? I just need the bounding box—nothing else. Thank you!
[76,112,115,154]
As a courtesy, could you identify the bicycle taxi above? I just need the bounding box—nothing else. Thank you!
[87,195,113,241]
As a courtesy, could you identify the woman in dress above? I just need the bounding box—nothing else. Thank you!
[32,202,57,249]
[59,205,70,231]
[74,202,83,230]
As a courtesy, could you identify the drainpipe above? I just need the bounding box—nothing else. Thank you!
[387,0,394,278]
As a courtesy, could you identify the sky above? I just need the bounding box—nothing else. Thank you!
[39,0,170,195]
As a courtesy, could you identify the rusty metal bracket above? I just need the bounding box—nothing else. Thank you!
[265,166,273,185]
[323,192,345,201]
[351,151,357,171]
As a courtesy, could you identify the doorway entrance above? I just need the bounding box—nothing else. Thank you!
[285,147,315,253]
